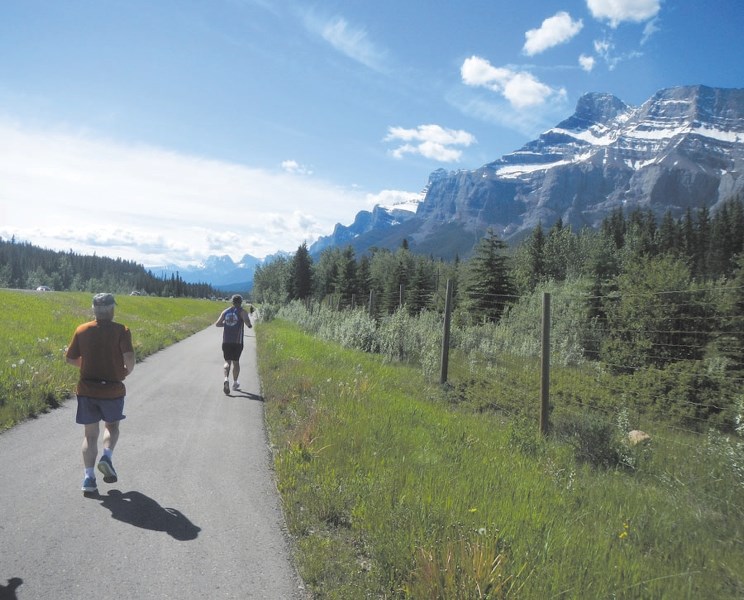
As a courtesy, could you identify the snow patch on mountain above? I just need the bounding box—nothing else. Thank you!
[375,190,425,214]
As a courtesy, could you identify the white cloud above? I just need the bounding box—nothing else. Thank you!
[523,12,583,56]
[592,36,642,70]
[594,38,612,56]
[384,124,476,162]
[586,0,661,28]
[461,56,566,109]
[281,159,313,175]
[0,120,371,265]
[641,17,660,44]
[579,53,596,71]
[304,13,387,71]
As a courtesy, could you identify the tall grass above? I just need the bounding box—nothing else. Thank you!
[258,320,744,599]
[0,290,219,430]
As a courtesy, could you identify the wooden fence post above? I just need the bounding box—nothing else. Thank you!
[540,292,551,436]
[440,279,453,385]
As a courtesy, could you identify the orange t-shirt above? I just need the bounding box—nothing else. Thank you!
[66,319,134,399]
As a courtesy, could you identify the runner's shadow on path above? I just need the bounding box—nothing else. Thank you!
[229,390,263,401]
[0,578,23,600]
[93,490,201,541]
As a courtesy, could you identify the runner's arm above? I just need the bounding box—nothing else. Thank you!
[123,351,135,376]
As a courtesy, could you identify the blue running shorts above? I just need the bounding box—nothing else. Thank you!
[76,395,126,425]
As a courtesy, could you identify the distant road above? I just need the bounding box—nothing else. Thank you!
[0,327,307,600]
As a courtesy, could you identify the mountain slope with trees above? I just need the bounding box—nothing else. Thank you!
[0,237,219,298]
[254,195,744,431]
[311,86,744,262]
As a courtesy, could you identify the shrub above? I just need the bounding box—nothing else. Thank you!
[551,410,623,468]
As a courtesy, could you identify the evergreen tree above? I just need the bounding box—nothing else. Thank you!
[289,242,313,300]
[337,246,357,308]
[463,228,514,323]
[657,210,679,255]
[512,222,545,292]
[601,207,626,249]
[312,247,342,303]
[356,254,372,305]
[709,202,733,278]
[731,195,744,255]
[406,257,434,315]
[694,205,711,278]
[383,251,410,313]
[682,207,696,265]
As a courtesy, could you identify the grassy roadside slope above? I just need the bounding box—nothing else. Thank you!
[0,290,219,430]
[257,319,744,599]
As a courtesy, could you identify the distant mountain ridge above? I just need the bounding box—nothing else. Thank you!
[157,85,744,286]
[148,252,275,292]
[308,193,424,255]
[312,84,744,260]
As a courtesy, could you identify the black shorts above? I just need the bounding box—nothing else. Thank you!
[222,343,244,361]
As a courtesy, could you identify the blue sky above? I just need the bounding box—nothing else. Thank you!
[1,0,742,266]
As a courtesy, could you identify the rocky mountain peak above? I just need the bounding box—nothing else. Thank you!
[561,92,630,130]
[323,85,744,261]
[638,85,744,131]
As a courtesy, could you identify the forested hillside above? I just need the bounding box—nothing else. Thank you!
[254,196,744,318]
[0,237,218,298]
[254,196,744,435]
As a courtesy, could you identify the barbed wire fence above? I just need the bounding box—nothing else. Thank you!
[435,279,744,454]
[285,277,743,452]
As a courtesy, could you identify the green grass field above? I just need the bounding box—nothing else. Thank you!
[258,319,744,599]
[0,290,219,430]
[4,292,743,598]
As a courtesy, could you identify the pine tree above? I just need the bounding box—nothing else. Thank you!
[289,242,313,300]
[601,207,626,249]
[695,206,711,278]
[657,210,679,255]
[407,258,434,315]
[312,247,341,303]
[356,254,372,303]
[522,222,546,290]
[336,246,357,308]
[463,228,514,323]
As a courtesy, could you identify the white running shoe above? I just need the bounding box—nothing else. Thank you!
[232,381,240,390]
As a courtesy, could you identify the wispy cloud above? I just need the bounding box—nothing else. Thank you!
[523,11,583,56]
[579,53,596,72]
[0,121,371,265]
[586,0,661,28]
[592,36,642,70]
[461,56,567,110]
[578,2,659,74]
[303,12,387,71]
[641,17,660,44]
[281,159,313,175]
[384,124,476,162]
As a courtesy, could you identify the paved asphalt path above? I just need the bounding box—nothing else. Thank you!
[0,326,308,600]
